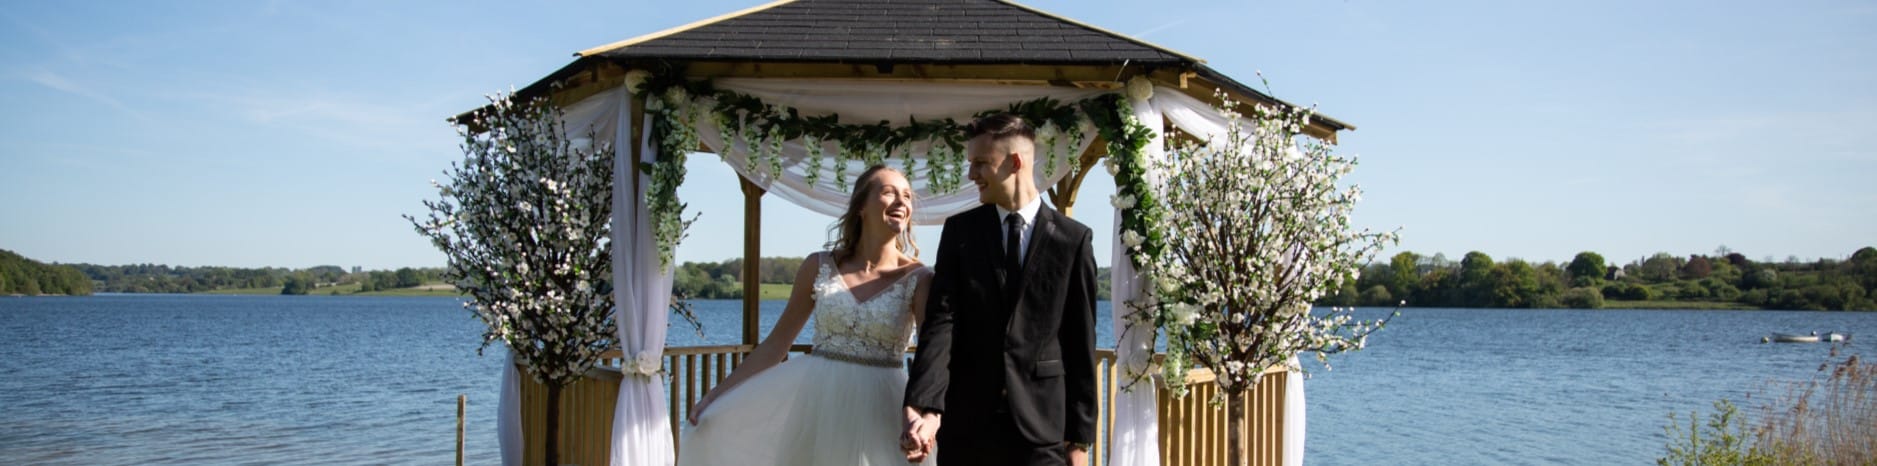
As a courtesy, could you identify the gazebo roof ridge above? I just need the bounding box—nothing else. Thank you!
[575,0,1201,66]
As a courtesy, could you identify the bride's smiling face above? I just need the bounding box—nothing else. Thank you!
[862,169,914,236]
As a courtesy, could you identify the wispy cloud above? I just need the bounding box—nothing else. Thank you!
[1132,19,1188,40]
[184,89,456,155]
[18,68,145,120]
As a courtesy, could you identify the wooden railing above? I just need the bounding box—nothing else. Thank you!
[514,346,1290,466]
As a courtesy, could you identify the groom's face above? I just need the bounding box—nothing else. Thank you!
[967,134,1027,207]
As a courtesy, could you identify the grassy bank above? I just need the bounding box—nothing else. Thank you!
[199,282,463,297]
[1602,300,1759,310]
[198,282,790,299]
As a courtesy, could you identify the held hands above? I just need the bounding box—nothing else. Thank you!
[900,407,940,462]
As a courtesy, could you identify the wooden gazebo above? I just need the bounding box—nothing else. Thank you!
[474,1,1352,465]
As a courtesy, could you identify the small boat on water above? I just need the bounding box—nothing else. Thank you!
[1766,331,1851,343]
[1771,332,1821,343]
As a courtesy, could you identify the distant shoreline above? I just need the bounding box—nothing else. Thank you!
[12,292,1851,312]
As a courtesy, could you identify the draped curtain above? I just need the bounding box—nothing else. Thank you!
[490,79,1309,466]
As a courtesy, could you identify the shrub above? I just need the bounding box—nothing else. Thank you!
[1603,283,1626,299]
[1739,289,1769,307]
[1678,285,1711,300]
[1360,285,1393,307]
[1658,400,1775,466]
[1560,287,1603,309]
[1624,283,1656,301]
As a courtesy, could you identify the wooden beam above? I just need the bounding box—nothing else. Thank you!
[740,177,764,345]
[1046,138,1109,218]
[673,61,1154,85]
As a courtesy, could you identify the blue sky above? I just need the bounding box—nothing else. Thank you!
[2,0,1872,270]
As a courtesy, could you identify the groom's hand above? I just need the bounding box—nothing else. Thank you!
[1067,443,1089,466]
[901,407,928,461]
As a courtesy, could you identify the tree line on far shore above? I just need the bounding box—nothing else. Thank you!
[1319,246,1877,311]
[72,263,447,295]
[13,245,1872,310]
[0,249,93,296]
[0,249,449,296]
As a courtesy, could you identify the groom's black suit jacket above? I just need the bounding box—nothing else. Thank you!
[906,202,1099,452]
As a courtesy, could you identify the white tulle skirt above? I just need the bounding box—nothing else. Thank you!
[676,354,917,466]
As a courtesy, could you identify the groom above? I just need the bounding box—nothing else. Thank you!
[903,113,1099,466]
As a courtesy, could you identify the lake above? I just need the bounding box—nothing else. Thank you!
[0,295,1870,465]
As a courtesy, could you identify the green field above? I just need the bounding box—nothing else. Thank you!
[759,283,792,300]
[1602,300,1758,310]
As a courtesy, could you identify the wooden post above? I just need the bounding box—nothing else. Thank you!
[1045,143,1106,218]
[740,177,764,345]
[456,394,466,466]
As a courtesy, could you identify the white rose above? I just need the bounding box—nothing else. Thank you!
[630,351,661,376]
[1121,230,1144,248]
[1126,76,1154,102]
[1110,193,1136,210]
[1036,123,1059,142]
[1104,157,1119,176]
[624,70,652,94]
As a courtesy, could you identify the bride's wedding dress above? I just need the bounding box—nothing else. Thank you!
[677,252,922,466]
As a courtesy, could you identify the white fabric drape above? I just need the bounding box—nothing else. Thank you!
[610,90,677,466]
[1106,87,1164,466]
[701,79,1103,223]
[1150,86,1306,466]
[497,351,522,466]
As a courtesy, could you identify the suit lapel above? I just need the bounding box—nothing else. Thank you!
[1021,206,1058,288]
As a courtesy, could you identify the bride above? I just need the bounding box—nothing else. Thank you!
[677,165,933,466]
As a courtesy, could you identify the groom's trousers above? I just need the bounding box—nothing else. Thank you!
[936,407,1066,466]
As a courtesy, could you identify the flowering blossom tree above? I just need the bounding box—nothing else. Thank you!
[408,92,614,466]
[1123,91,1398,466]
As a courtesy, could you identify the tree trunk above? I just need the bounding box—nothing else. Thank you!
[1226,388,1244,466]
[545,382,562,466]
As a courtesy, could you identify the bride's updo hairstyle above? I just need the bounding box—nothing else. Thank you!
[828,165,920,264]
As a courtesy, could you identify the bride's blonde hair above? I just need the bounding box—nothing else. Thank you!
[828,165,920,264]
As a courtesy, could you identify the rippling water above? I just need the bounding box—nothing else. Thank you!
[1,295,1870,465]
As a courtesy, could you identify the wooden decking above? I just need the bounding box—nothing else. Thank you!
[511,346,1290,466]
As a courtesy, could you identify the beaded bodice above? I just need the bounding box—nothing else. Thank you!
[811,251,920,365]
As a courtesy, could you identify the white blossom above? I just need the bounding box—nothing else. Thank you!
[1110,193,1137,210]
[408,91,617,390]
[1121,230,1144,248]
[624,70,652,94]
[1126,76,1155,102]
[1122,89,1398,400]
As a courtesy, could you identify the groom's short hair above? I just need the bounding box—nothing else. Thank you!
[964,112,1035,143]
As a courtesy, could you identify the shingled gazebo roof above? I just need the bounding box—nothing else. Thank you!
[580,0,1196,65]
[496,0,1351,134]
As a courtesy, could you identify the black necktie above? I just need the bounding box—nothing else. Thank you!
[1004,212,1023,277]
